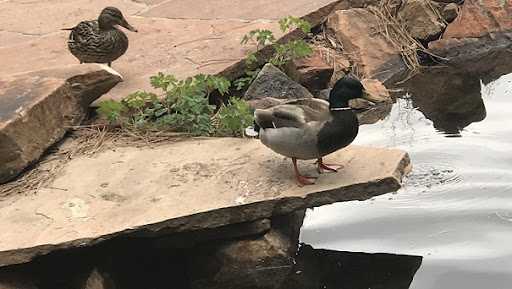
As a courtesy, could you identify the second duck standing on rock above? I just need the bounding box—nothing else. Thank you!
[64,7,138,67]
[254,75,372,187]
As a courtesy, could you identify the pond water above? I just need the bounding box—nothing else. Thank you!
[300,72,512,289]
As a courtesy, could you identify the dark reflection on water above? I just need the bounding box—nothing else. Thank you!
[301,72,512,289]
[403,68,486,134]
[281,244,422,289]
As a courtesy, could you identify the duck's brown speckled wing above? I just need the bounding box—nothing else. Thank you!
[67,20,129,64]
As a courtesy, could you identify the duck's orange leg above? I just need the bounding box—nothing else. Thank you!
[316,157,343,174]
[292,157,316,187]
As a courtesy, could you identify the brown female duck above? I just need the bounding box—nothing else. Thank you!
[64,7,138,67]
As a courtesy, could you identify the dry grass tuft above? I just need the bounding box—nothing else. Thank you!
[311,0,446,82]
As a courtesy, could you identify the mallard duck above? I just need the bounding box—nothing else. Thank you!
[254,75,370,187]
[64,7,138,67]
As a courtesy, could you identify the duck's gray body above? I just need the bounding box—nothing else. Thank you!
[255,98,359,160]
[253,75,367,187]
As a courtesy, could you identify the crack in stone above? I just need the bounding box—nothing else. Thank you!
[0,29,62,38]
[35,208,54,223]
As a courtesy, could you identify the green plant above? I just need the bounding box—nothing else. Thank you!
[96,72,254,137]
[235,16,313,89]
[95,99,129,125]
[233,68,260,90]
[152,73,228,136]
[217,97,254,136]
[96,73,229,136]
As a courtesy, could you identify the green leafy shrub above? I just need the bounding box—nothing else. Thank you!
[95,99,129,125]
[218,97,254,136]
[96,73,252,137]
[234,16,313,90]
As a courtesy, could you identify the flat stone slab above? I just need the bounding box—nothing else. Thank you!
[0,64,122,183]
[0,18,283,105]
[0,0,146,36]
[0,138,410,267]
[0,0,349,104]
[140,0,340,20]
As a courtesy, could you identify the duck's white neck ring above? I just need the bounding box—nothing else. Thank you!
[330,107,352,111]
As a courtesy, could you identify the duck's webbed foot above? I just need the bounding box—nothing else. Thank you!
[316,157,343,174]
[296,174,317,187]
[292,158,316,187]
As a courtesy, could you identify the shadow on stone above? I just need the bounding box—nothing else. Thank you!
[0,210,421,289]
[280,244,423,289]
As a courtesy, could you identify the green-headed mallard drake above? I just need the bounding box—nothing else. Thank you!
[64,7,138,67]
[254,75,370,187]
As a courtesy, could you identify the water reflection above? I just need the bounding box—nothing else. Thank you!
[281,244,422,289]
[301,73,512,289]
[402,68,486,134]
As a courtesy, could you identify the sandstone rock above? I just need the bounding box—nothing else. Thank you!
[397,0,446,41]
[328,52,352,87]
[349,98,376,110]
[431,0,461,2]
[84,268,116,289]
[141,0,343,20]
[244,64,313,100]
[441,3,459,23]
[443,0,512,38]
[428,0,512,71]
[361,78,393,104]
[316,88,331,101]
[326,9,407,84]
[188,211,305,289]
[0,64,122,184]
[0,137,411,267]
[313,46,351,88]
[84,268,104,289]
[0,0,144,36]
[285,51,334,96]
[152,219,271,248]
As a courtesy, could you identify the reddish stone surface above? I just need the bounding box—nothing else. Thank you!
[0,0,145,36]
[327,9,407,84]
[428,37,480,54]
[429,0,512,65]
[397,0,445,41]
[135,0,167,5]
[141,0,338,20]
[443,0,512,38]
[0,0,346,104]
[0,31,37,48]
[441,3,459,23]
[285,51,334,95]
[0,18,283,104]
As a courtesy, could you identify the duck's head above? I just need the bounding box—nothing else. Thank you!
[98,7,138,32]
[329,75,370,109]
